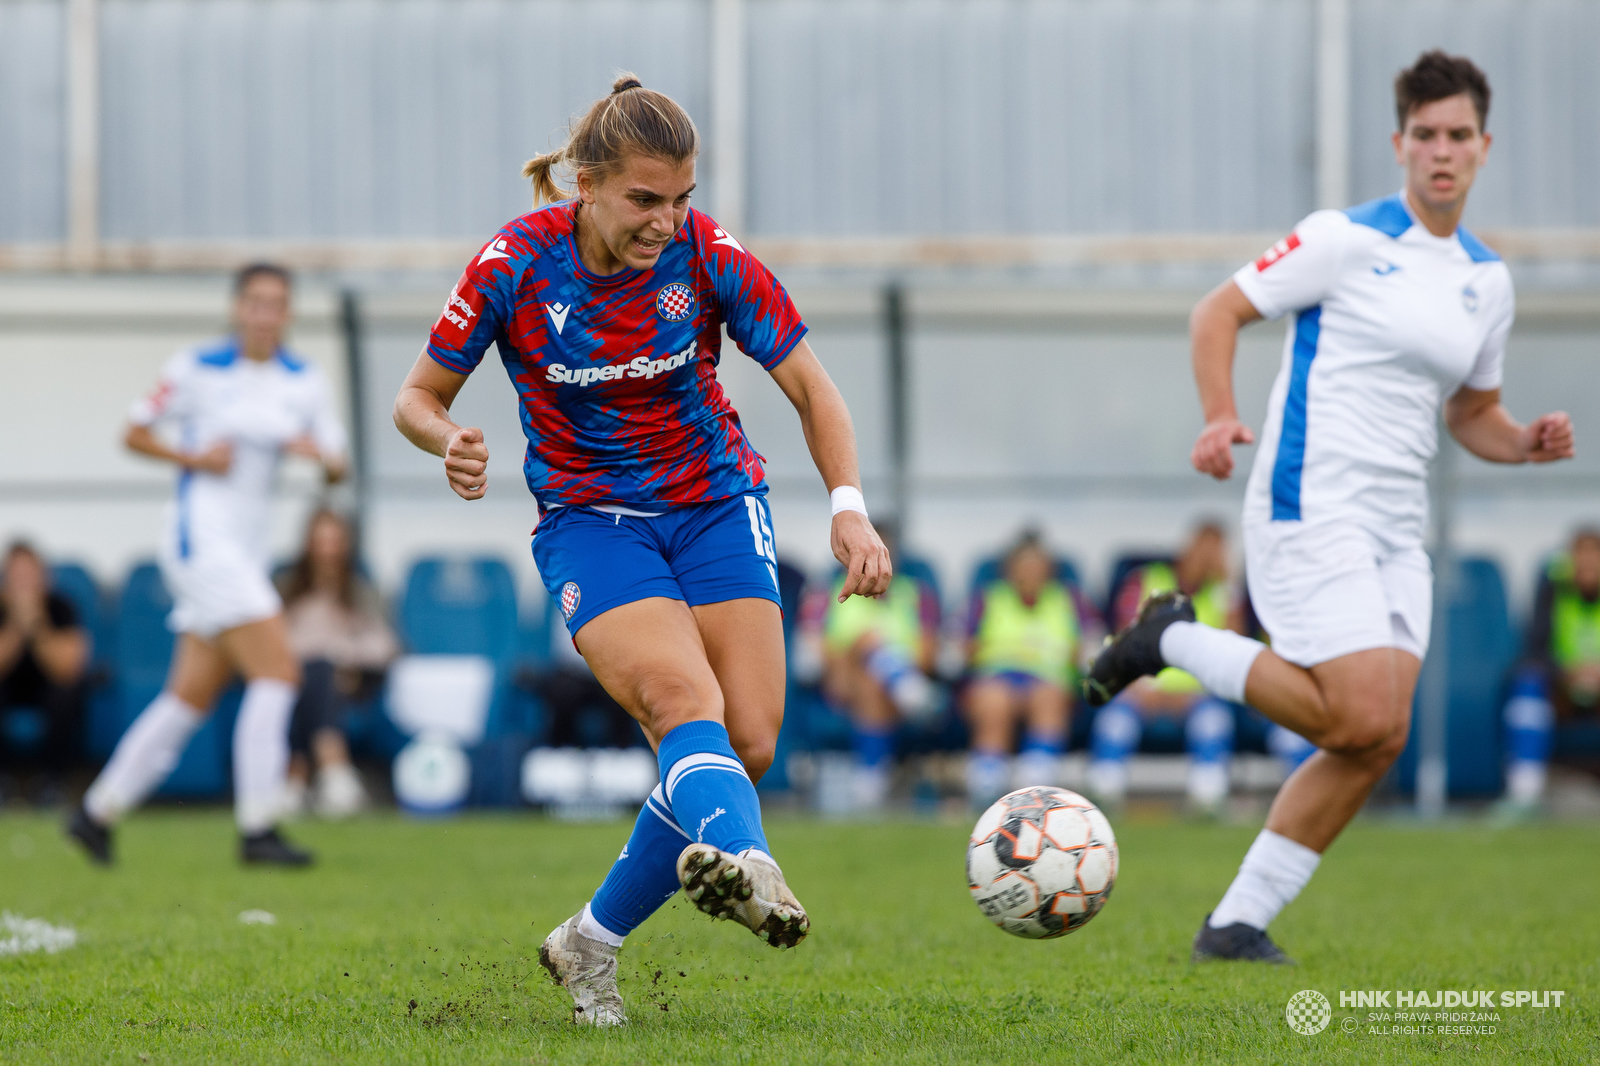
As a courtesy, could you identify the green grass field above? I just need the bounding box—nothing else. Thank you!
[1,809,1595,1064]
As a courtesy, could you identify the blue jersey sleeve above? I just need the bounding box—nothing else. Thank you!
[693,213,807,370]
[426,235,521,374]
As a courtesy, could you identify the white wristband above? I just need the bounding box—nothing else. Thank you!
[830,485,867,518]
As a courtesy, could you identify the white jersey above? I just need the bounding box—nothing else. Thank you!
[130,339,347,567]
[1234,192,1513,547]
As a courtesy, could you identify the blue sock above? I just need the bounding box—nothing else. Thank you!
[1185,698,1235,766]
[658,720,769,857]
[1020,730,1066,758]
[587,785,690,940]
[852,724,894,769]
[1505,669,1554,764]
[1091,699,1141,763]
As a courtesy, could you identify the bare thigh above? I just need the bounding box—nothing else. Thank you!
[166,614,301,710]
[577,597,726,748]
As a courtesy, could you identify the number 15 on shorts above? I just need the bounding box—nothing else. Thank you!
[744,496,780,596]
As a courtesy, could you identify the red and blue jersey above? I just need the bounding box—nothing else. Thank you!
[427,201,807,511]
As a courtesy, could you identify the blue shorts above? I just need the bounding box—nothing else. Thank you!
[533,493,783,638]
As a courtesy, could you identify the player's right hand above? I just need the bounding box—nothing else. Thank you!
[187,440,233,475]
[832,511,892,600]
[445,426,489,500]
[1191,418,1255,480]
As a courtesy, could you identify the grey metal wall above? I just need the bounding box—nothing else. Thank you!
[0,0,66,241]
[96,0,712,241]
[746,0,1315,235]
[2,0,1598,243]
[1349,0,1600,228]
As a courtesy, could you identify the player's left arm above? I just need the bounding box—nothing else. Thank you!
[284,370,350,483]
[768,339,892,600]
[1445,386,1574,464]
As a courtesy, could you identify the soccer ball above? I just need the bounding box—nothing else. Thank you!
[966,786,1118,939]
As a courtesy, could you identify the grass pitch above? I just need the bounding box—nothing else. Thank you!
[1,808,1595,1064]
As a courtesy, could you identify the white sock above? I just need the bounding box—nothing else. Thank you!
[1014,750,1063,789]
[1208,828,1321,930]
[577,902,625,948]
[1188,761,1230,806]
[1086,759,1129,803]
[84,693,206,824]
[1158,622,1266,703]
[1506,761,1546,805]
[233,678,297,835]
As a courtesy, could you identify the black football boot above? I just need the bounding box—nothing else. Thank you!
[1082,591,1196,707]
[1191,913,1294,964]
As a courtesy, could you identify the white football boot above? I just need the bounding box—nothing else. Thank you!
[538,915,627,1027]
[676,843,810,949]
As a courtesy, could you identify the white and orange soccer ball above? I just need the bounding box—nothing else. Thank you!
[966,786,1119,939]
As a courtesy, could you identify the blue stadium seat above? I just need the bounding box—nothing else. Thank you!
[399,557,519,663]
[1395,556,1517,798]
[396,556,526,757]
[40,563,113,763]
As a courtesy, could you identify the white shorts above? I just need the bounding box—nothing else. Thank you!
[158,543,282,640]
[1243,520,1432,668]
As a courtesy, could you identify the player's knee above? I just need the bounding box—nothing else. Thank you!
[1320,701,1406,759]
[735,737,777,783]
[633,671,720,731]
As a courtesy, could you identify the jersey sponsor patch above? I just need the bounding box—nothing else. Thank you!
[1254,233,1301,272]
[434,282,485,345]
[656,282,695,322]
[560,581,581,620]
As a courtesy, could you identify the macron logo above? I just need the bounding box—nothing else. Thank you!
[478,238,511,263]
[546,302,571,335]
[711,228,745,255]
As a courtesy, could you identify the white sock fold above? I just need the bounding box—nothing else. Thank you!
[1158,622,1266,703]
[1208,828,1321,930]
[577,902,626,947]
[233,678,298,835]
[84,692,206,824]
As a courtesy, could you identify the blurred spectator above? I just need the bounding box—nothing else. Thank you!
[277,509,396,817]
[812,523,940,810]
[1089,522,1243,812]
[518,627,643,750]
[962,530,1098,808]
[0,542,90,803]
[1499,527,1600,811]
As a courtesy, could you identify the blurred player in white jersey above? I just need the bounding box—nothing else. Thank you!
[67,264,348,866]
[1086,51,1574,961]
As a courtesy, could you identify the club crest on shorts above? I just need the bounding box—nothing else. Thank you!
[560,581,581,620]
[656,283,695,322]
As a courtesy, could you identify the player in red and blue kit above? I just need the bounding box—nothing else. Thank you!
[394,74,891,1027]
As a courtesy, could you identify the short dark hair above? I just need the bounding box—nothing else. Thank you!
[1395,50,1490,131]
[1573,527,1600,552]
[233,261,292,296]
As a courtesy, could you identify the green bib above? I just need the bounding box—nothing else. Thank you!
[972,580,1080,685]
[1134,563,1230,694]
[1548,554,1600,670]
[825,573,925,656]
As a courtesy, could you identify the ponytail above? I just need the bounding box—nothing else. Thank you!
[522,72,699,206]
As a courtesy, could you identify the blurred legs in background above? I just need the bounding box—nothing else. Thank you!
[284,659,376,819]
[1088,690,1236,812]
[964,673,1069,809]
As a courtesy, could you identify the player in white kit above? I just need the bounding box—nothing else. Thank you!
[67,264,348,866]
[1086,52,1574,961]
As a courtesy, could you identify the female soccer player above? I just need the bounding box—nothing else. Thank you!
[393,75,890,1026]
[1087,51,1574,962]
[67,264,347,867]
